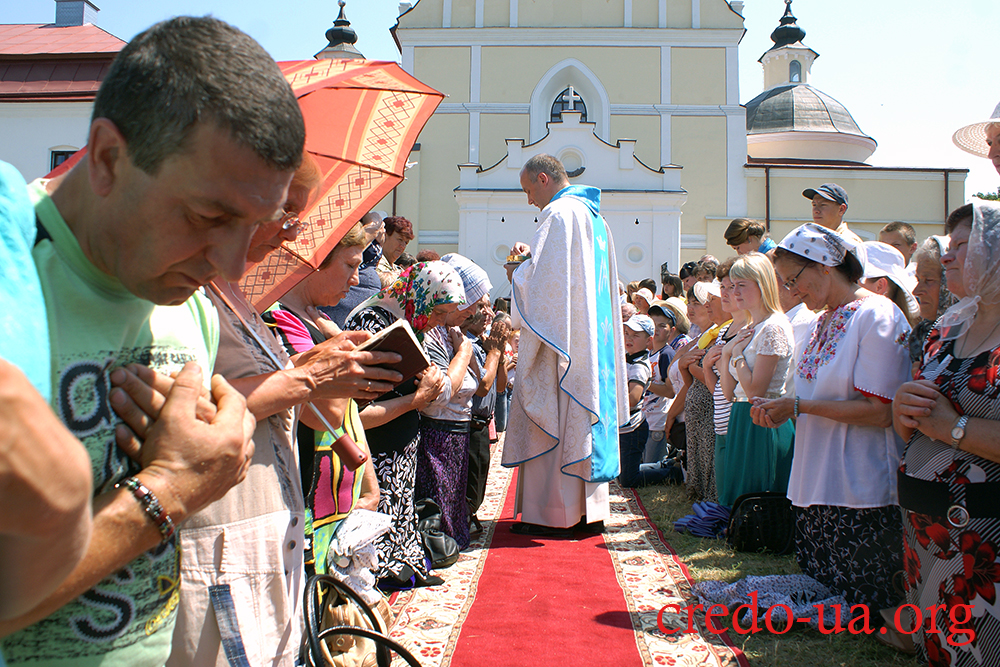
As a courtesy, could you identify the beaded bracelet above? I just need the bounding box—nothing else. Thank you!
[793,396,800,419]
[117,476,175,542]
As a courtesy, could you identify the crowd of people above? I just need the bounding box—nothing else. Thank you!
[1,14,999,667]
[616,172,1000,664]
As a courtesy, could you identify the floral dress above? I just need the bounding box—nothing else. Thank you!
[900,327,1000,667]
[684,324,729,502]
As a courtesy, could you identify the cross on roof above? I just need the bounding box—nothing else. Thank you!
[561,86,582,111]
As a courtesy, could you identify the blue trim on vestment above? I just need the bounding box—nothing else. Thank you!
[507,185,621,482]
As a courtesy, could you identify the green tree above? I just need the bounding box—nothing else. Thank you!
[974,189,1000,201]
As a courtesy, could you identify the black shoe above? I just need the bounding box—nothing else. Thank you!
[573,518,606,534]
[510,521,574,538]
[470,515,484,535]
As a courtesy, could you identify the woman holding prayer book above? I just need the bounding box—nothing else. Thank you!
[262,221,380,581]
[345,262,466,589]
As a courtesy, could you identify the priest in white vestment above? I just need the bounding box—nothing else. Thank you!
[503,154,629,535]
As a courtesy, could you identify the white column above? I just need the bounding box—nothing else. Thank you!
[475,0,484,28]
[624,0,632,27]
[726,45,739,105]
[443,0,451,28]
[401,46,415,74]
[726,109,748,217]
[470,45,481,103]
[659,0,667,28]
[510,0,518,27]
[691,0,700,29]
[469,111,481,164]
[660,46,671,165]
[660,113,672,167]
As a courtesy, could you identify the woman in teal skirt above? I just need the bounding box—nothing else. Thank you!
[716,252,795,506]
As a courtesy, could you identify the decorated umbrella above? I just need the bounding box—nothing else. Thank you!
[239,58,443,312]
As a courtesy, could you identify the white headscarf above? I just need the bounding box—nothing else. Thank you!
[937,199,1000,340]
[778,222,867,270]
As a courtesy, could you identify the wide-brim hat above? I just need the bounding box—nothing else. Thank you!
[862,241,920,319]
[952,101,1000,157]
[693,279,721,305]
[648,297,690,334]
[633,287,655,307]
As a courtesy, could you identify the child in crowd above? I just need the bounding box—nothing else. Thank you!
[641,300,689,464]
[619,314,674,487]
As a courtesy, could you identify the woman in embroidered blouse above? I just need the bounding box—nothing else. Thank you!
[892,201,1000,666]
[752,223,912,613]
[716,252,795,506]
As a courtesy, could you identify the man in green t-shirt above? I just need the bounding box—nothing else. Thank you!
[0,17,304,667]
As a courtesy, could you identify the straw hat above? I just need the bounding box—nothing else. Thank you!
[952,101,1000,157]
[648,298,690,334]
[632,288,655,308]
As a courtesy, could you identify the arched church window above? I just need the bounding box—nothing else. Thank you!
[550,86,587,123]
[789,60,801,83]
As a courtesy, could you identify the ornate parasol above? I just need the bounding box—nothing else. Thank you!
[239,58,443,312]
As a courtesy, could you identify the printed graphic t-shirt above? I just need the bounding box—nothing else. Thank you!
[0,180,219,667]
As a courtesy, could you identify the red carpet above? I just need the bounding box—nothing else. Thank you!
[387,440,748,667]
[449,468,642,666]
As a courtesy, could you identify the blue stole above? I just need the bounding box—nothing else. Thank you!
[552,186,621,482]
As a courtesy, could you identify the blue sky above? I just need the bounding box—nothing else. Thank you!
[6,0,998,199]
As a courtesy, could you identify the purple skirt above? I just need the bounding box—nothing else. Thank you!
[416,420,471,549]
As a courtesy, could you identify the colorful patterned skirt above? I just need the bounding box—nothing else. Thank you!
[372,432,429,581]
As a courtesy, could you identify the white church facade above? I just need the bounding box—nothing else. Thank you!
[387,0,967,288]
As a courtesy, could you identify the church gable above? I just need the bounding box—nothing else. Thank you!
[398,0,744,30]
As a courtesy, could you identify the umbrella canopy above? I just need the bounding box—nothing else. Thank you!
[239,58,443,312]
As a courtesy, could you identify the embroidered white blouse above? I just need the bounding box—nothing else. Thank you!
[786,296,912,508]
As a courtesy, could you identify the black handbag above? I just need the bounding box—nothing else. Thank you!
[415,498,460,569]
[726,492,795,555]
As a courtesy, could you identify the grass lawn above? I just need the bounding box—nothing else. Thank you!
[634,484,920,667]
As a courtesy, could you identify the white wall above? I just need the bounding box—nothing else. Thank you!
[0,102,93,181]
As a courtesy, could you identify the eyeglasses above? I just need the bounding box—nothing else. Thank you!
[279,211,307,233]
[782,264,808,291]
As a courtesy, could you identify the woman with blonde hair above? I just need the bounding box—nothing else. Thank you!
[717,252,795,505]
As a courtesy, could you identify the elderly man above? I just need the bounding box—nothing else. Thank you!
[503,154,628,537]
[0,17,306,666]
[802,183,863,245]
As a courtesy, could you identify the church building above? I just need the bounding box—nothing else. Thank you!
[386,0,966,288]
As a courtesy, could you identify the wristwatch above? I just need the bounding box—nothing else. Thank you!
[950,415,969,449]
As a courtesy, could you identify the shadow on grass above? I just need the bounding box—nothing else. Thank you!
[634,484,920,667]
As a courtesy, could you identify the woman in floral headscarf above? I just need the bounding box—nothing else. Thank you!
[345,261,466,588]
[893,201,1000,666]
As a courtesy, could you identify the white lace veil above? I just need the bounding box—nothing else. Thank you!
[936,199,1000,340]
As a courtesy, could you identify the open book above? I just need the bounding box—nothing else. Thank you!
[354,318,431,405]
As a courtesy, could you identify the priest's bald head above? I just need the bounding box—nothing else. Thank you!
[519,154,570,210]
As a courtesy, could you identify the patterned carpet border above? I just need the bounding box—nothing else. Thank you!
[613,487,750,667]
[387,438,513,666]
